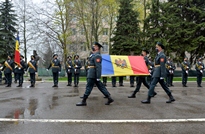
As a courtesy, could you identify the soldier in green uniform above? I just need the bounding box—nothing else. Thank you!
[195,57,204,87]
[141,42,175,104]
[47,54,61,87]
[166,57,176,87]
[2,55,14,87]
[76,42,114,106]
[65,56,73,86]
[16,55,27,87]
[181,57,190,87]
[27,55,38,87]
[73,55,82,87]
[128,49,157,98]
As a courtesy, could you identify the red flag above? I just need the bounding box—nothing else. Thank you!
[14,34,20,66]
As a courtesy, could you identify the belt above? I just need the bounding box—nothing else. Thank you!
[154,65,160,67]
[52,66,59,68]
[88,66,95,68]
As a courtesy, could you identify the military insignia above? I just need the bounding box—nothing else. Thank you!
[96,58,101,62]
[160,58,164,62]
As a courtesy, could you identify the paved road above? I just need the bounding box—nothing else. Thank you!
[0,80,205,134]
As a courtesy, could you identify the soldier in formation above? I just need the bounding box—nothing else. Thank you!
[47,54,61,87]
[27,55,38,87]
[195,57,204,87]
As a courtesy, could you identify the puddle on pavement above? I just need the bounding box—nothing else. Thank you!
[28,99,38,115]
[0,97,24,103]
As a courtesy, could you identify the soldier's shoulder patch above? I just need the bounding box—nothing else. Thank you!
[160,58,165,62]
[96,58,101,62]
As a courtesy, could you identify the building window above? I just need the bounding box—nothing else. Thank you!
[103,28,108,35]
[102,42,108,52]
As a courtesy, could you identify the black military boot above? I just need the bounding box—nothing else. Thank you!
[128,91,137,98]
[105,96,114,105]
[166,94,175,103]
[141,96,151,104]
[76,98,87,106]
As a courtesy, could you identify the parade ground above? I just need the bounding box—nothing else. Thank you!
[0,80,205,134]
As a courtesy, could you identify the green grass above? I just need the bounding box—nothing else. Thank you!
[45,76,205,81]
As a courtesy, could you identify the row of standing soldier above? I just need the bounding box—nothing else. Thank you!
[0,55,38,87]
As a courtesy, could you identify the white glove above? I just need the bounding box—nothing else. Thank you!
[96,79,100,81]
[46,69,48,71]
[200,70,203,73]
[59,72,61,74]
[160,77,164,80]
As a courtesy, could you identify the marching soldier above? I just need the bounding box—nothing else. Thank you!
[2,55,14,87]
[181,57,190,87]
[147,57,154,84]
[27,55,38,87]
[76,42,114,106]
[65,56,73,86]
[195,57,204,87]
[16,55,27,87]
[128,49,157,98]
[47,53,61,87]
[141,42,175,104]
[73,55,82,87]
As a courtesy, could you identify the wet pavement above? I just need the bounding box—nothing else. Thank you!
[0,80,205,134]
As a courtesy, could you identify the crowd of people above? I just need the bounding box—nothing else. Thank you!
[0,42,204,105]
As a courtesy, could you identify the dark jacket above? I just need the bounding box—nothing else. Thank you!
[65,60,73,74]
[27,60,38,73]
[87,51,102,79]
[152,51,167,78]
[47,59,61,73]
[16,60,27,74]
[73,59,82,74]
[2,60,14,74]
[195,61,204,75]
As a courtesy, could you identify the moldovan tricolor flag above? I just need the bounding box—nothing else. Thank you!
[14,34,20,66]
[102,54,149,76]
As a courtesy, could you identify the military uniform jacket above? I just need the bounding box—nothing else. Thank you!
[166,61,176,74]
[47,59,61,73]
[87,52,102,79]
[181,61,190,73]
[16,60,27,74]
[65,60,73,74]
[152,52,167,78]
[73,59,82,74]
[195,61,204,75]
[3,60,14,74]
[27,60,38,73]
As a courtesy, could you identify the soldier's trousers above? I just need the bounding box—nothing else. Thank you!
[84,78,111,98]
[5,73,12,85]
[53,72,59,86]
[111,76,116,86]
[119,76,124,85]
[30,73,36,85]
[74,73,80,85]
[182,73,188,85]
[148,77,172,97]
[67,73,72,84]
[197,73,203,86]
[166,74,171,86]
[102,77,107,84]
[134,76,149,92]
[130,76,135,85]
[16,73,24,85]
